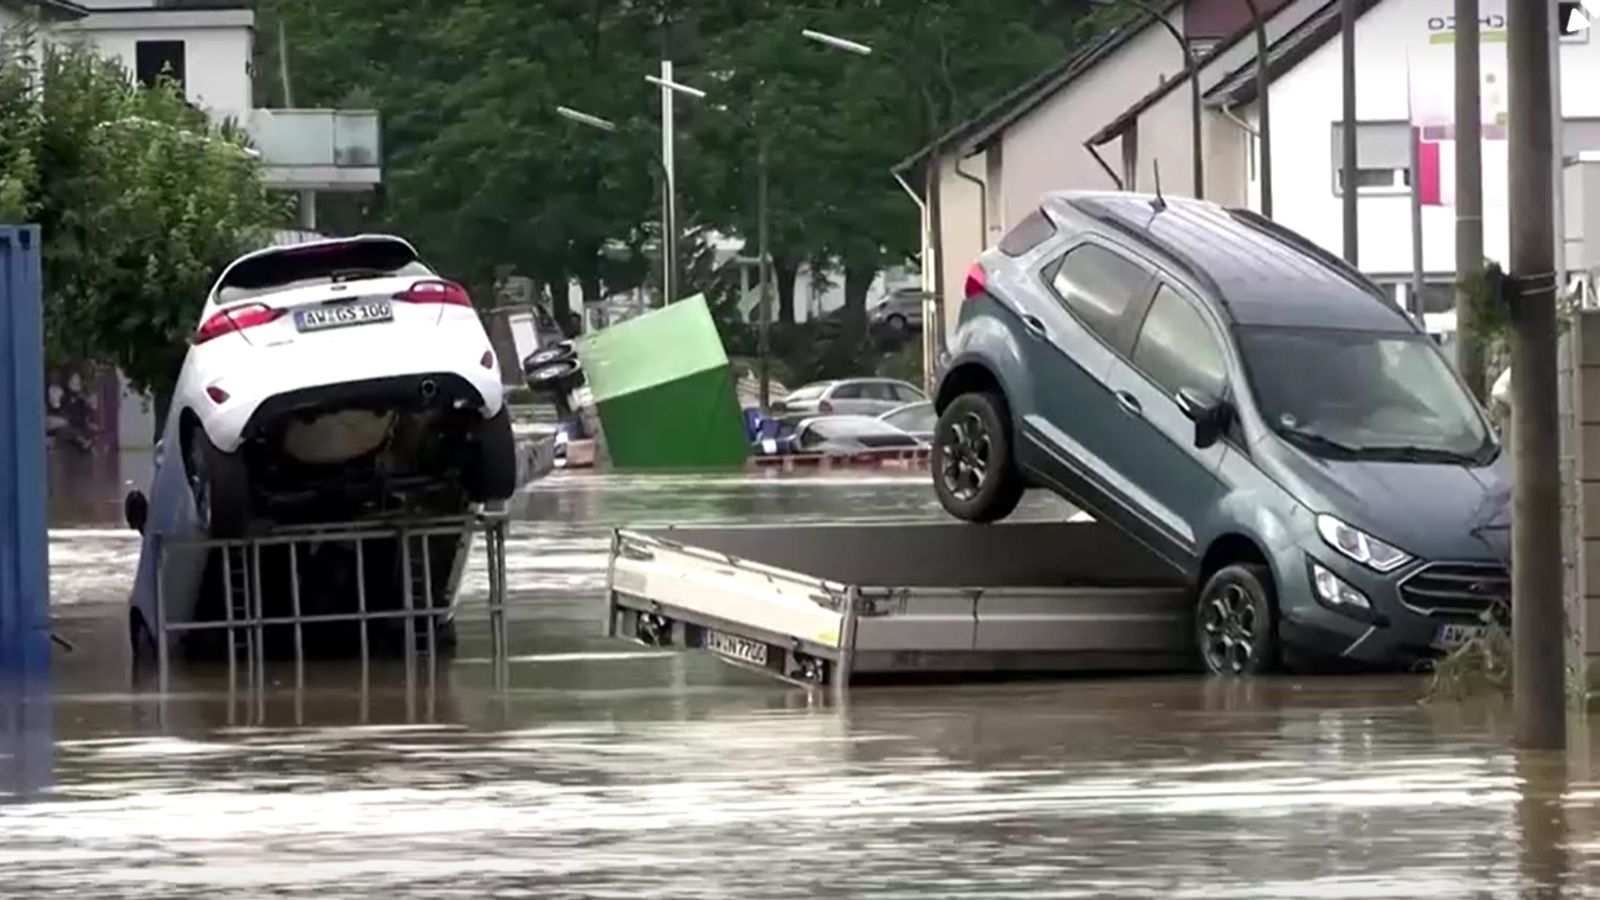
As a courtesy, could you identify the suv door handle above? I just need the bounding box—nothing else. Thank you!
[1115,390,1143,417]
[1021,314,1047,338]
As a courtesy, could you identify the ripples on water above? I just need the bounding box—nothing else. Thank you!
[12,471,1600,896]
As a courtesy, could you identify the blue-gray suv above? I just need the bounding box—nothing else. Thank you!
[932,190,1511,675]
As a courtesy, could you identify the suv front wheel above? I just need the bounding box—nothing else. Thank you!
[932,391,1024,523]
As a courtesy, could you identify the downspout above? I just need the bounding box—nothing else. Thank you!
[1219,105,1260,200]
[1085,140,1125,190]
[953,154,988,246]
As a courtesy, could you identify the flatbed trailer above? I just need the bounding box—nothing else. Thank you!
[603,519,1196,688]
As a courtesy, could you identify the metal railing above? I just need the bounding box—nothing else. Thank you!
[153,511,511,700]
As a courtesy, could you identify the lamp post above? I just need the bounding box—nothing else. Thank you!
[556,61,706,306]
[803,27,946,392]
[1096,0,1203,199]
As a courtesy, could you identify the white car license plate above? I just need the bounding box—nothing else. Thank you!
[1434,623,1484,650]
[705,630,769,667]
[295,299,393,333]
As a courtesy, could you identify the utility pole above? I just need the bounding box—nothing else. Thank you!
[1340,0,1358,265]
[277,18,316,232]
[1242,0,1271,217]
[1505,0,1565,751]
[1454,0,1487,399]
[756,135,772,411]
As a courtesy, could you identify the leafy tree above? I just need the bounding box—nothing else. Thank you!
[0,26,287,411]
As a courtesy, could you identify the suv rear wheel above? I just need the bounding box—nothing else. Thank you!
[1196,563,1281,675]
[932,391,1024,523]
[464,407,517,502]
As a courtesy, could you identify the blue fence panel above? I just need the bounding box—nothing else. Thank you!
[0,225,49,676]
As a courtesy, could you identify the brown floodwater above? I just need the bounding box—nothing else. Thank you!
[7,467,1600,897]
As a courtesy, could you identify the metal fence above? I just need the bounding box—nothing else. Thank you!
[153,512,511,700]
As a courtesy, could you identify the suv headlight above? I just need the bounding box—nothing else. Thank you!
[1316,514,1411,573]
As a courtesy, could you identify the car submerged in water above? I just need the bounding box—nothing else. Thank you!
[126,234,518,661]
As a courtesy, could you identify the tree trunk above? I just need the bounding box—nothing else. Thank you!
[842,263,873,349]
[773,255,799,326]
[543,265,572,335]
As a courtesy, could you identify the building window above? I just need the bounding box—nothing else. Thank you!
[135,40,186,91]
[1330,121,1412,196]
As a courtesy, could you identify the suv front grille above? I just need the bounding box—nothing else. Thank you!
[1398,562,1510,622]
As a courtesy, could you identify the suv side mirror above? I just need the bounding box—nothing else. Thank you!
[1176,387,1233,449]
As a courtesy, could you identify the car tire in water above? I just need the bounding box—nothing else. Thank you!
[522,342,576,376]
[932,391,1024,523]
[464,407,517,502]
[525,358,582,396]
[186,425,251,539]
[1195,563,1281,676]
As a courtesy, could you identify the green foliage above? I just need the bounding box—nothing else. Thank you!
[0,26,286,402]
[258,0,1091,365]
[1423,602,1513,702]
[876,337,924,385]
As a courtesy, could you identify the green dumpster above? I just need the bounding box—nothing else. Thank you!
[577,294,750,470]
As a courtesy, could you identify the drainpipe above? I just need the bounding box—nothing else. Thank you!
[1219,105,1260,199]
[1085,141,1125,190]
[953,154,988,247]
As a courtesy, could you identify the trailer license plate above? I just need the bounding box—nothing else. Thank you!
[295,300,393,332]
[705,630,769,667]
[1434,623,1483,650]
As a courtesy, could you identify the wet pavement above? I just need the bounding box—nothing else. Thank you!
[8,468,1600,897]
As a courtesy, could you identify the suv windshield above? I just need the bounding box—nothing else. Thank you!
[1237,325,1494,463]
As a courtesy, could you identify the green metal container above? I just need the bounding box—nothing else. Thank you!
[577,294,750,470]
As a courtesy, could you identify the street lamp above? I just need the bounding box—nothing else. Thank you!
[555,62,706,306]
[803,27,944,395]
[1089,0,1203,199]
[649,62,708,305]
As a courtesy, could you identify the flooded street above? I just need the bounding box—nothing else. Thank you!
[9,470,1600,897]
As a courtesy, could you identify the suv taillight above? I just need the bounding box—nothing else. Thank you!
[394,279,472,306]
[964,262,987,300]
[194,303,282,345]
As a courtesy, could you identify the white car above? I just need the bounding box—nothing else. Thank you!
[170,233,515,535]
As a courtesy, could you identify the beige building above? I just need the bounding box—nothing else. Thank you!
[895,0,1334,349]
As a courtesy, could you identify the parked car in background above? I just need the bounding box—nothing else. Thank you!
[773,377,926,422]
[783,414,924,454]
[879,400,936,444]
[934,190,1508,677]
[868,287,927,336]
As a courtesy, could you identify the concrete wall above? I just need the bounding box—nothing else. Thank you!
[997,23,1185,224]
[1566,311,1600,687]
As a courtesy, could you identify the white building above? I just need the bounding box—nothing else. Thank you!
[3,0,385,455]
[905,0,1599,343]
[2,0,382,217]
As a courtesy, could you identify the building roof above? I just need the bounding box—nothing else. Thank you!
[1203,0,1385,107]
[891,0,1186,178]
[1056,190,1414,331]
[1,0,89,18]
[1083,14,1262,149]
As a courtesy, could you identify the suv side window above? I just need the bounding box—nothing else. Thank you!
[1048,244,1153,346]
[1131,283,1228,400]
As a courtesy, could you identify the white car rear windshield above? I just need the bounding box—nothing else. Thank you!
[217,240,435,304]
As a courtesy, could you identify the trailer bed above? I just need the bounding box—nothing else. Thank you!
[603,519,1196,687]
